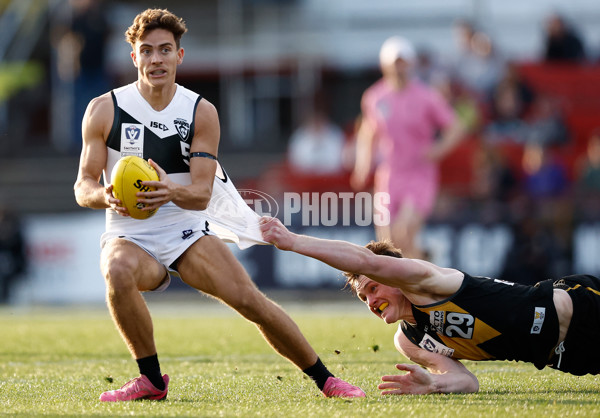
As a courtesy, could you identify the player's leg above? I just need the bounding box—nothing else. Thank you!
[101,238,166,358]
[375,216,392,242]
[177,235,365,397]
[389,200,425,259]
[99,238,170,401]
[178,236,317,367]
[390,202,425,259]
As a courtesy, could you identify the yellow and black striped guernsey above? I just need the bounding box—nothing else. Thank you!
[401,272,559,370]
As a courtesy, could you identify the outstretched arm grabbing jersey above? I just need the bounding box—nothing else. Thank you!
[260,216,477,394]
[260,216,577,395]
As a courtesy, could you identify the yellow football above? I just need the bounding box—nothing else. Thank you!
[110,156,159,220]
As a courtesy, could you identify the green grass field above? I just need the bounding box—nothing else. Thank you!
[2,296,600,417]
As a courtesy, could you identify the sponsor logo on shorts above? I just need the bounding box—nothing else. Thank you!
[182,229,195,240]
[530,307,546,334]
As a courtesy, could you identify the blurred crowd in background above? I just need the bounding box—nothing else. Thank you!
[1,0,600,299]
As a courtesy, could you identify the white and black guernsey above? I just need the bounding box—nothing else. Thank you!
[104,82,199,187]
[102,82,265,249]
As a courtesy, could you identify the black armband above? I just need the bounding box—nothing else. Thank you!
[190,152,217,160]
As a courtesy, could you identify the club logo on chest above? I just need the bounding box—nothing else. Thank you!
[174,118,190,141]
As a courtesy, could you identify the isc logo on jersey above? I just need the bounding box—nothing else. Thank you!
[150,121,169,131]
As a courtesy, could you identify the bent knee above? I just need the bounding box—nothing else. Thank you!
[101,240,166,292]
[101,257,139,292]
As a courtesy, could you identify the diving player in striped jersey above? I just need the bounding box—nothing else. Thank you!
[261,216,600,394]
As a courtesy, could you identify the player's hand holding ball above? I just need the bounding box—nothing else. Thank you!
[110,156,161,219]
[136,158,174,213]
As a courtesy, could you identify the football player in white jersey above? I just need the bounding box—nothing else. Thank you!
[74,8,365,401]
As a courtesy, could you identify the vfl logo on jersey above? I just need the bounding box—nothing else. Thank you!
[419,333,455,357]
[121,124,144,156]
[174,118,190,141]
[430,310,475,339]
[530,307,546,335]
[125,124,141,141]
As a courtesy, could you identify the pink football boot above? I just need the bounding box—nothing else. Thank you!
[99,374,169,402]
[322,377,366,398]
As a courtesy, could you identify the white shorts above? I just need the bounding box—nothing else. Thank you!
[99,165,269,292]
[101,212,217,291]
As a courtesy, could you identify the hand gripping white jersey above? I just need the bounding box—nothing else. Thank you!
[102,83,265,261]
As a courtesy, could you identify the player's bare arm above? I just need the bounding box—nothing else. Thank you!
[259,216,430,289]
[139,99,220,211]
[74,94,124,213]
[379,329,479,395]
[350,114,376,190]
[426,118,466,162]
[260,216,460,297]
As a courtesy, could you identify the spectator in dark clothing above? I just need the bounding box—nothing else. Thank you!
[0,207,26,303]
[576,129,600,193]
[499,213,560,286]
[483,81,529,144]
[522,143,569,198]
[544,13,586,62]
[54,0,110,152]
[525,95,569,146]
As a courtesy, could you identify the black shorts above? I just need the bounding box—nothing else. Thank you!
[548,274,600,376]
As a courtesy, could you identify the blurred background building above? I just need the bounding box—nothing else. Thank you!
[1,0,600,304]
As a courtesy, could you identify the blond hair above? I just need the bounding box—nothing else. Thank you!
[343,240,403,293]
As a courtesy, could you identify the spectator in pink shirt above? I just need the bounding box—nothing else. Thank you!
[351,36,465,258]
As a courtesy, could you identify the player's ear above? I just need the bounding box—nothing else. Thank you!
[130,50,138,68]
[177,48,184,65]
